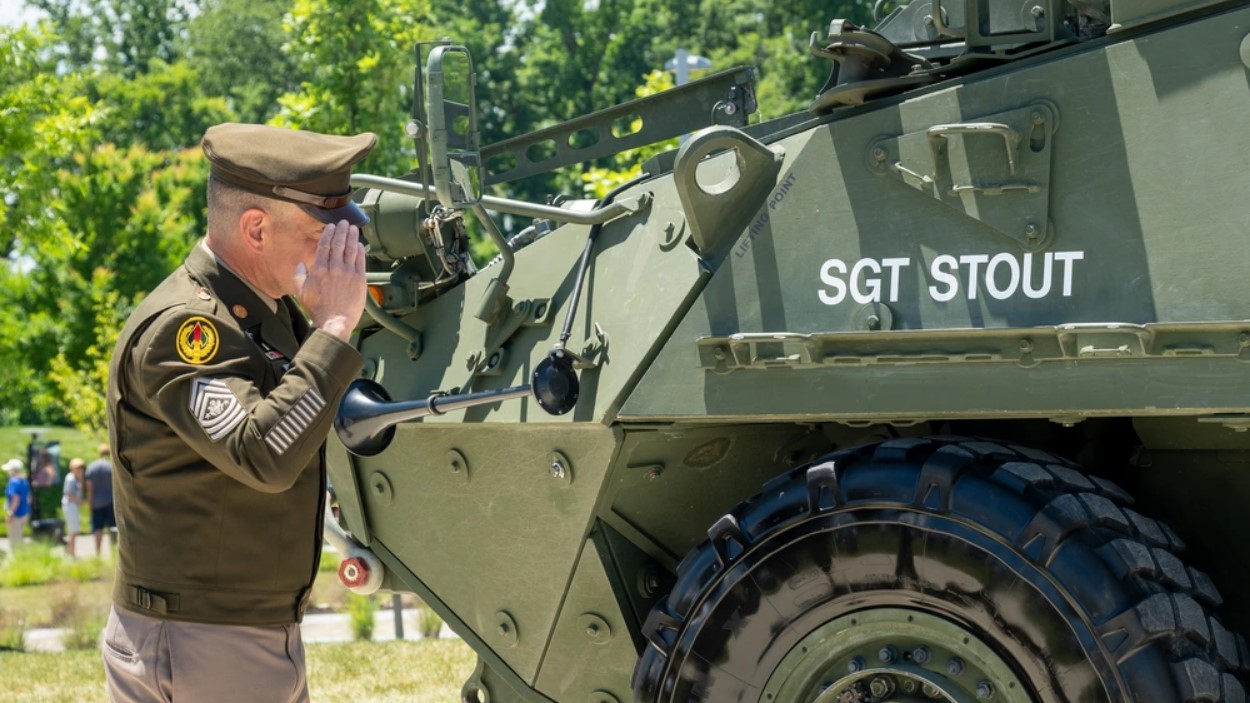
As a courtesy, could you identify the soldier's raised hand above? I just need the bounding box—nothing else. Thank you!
[295,219,367,341]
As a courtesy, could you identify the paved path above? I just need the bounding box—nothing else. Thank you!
[0,531,115,560]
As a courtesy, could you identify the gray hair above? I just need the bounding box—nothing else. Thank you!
[207,176,296,236]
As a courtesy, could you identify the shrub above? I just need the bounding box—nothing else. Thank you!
[418,606,443,640]
[0,543,59,587]
[0,607,26,651]
[0,543,110,587]
[345,592,375,641]
[318,548,339,573]
[50,583,107,650]
[62,556,109,583]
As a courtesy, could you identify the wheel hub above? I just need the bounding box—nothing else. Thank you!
[761,608,1031,703]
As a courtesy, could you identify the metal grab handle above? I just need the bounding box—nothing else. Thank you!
[927,122,1021,175]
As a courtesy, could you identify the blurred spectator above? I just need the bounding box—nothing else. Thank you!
[31,450,55,488]
[30,449,59,522]
[4,458,31,550]
[63,458,87,558]
[85,444,115,553]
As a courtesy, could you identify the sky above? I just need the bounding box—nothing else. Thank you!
[0,0,45,27]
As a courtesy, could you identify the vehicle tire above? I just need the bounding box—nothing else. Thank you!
[631,436,1248,702]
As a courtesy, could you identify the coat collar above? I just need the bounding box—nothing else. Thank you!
[184,241,303,358]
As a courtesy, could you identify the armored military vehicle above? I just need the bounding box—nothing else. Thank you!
[326,1,1250,700]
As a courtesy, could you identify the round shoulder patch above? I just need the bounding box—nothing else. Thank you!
[176,316,220,365]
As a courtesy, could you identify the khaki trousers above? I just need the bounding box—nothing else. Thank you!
[102,604,310,703]
[5,514,27,548]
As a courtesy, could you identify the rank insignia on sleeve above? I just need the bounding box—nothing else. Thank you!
[189,377,246,440]
[264,388,326,455]
[176,316,220,365]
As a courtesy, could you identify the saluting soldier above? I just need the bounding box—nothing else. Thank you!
[104,123,376,703]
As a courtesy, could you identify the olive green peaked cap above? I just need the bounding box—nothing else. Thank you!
[201,123,378,225]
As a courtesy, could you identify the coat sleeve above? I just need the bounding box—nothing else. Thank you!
[130,308,362,493]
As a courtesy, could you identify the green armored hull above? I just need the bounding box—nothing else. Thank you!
[329,2,1250,701]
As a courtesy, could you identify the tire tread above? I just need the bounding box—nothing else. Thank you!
[633,436,1246,703]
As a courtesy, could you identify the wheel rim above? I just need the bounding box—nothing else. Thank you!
[761,608,1032,703]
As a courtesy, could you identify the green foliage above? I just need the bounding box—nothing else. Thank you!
[22,143,207,428]
[0,20,209,426]
[0,544,59,587]
[30,0,191,76]
[274,0,437,176]
[87,59,235,149]
[60,556,108,584]
[46,290,122,437]
[186,0,305,124]
[346,591,376,641]
[0,607,26,651]
[417,606,442,639]
[0,24,97,255]
[0,543,108,587]
[320,548,341,572]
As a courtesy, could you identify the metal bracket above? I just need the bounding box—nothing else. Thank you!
[461,297,551,391]
[926,0,1075,53]
[869,100,1059,251]
[573,322,609,370]
[674,126,785,254]
[808,19,935,111]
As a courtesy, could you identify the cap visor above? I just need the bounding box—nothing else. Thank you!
[299,200,370,226]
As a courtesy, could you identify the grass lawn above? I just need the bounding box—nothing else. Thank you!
[0,638,477,702]
[0,426,101,470]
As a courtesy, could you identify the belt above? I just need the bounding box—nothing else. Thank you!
[126,585,180,615]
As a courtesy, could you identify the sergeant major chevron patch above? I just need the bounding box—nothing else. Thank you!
[190,377,246,441]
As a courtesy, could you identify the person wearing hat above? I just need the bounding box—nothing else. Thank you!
[103,123,376,702]
[4,458,31,550]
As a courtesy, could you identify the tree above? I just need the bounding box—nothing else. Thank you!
[274,0,437,177]
[0,23,99,422]
[185,0,306,124]
[1,21,210,427]
[87,59,235,150]
[29,0,192,76]
[18,143,208,428]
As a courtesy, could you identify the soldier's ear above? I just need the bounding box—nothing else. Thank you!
[238,207,268,252]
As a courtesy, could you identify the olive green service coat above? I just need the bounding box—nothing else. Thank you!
[106,244,362,625]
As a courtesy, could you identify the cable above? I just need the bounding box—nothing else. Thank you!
[557,172,652,348]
